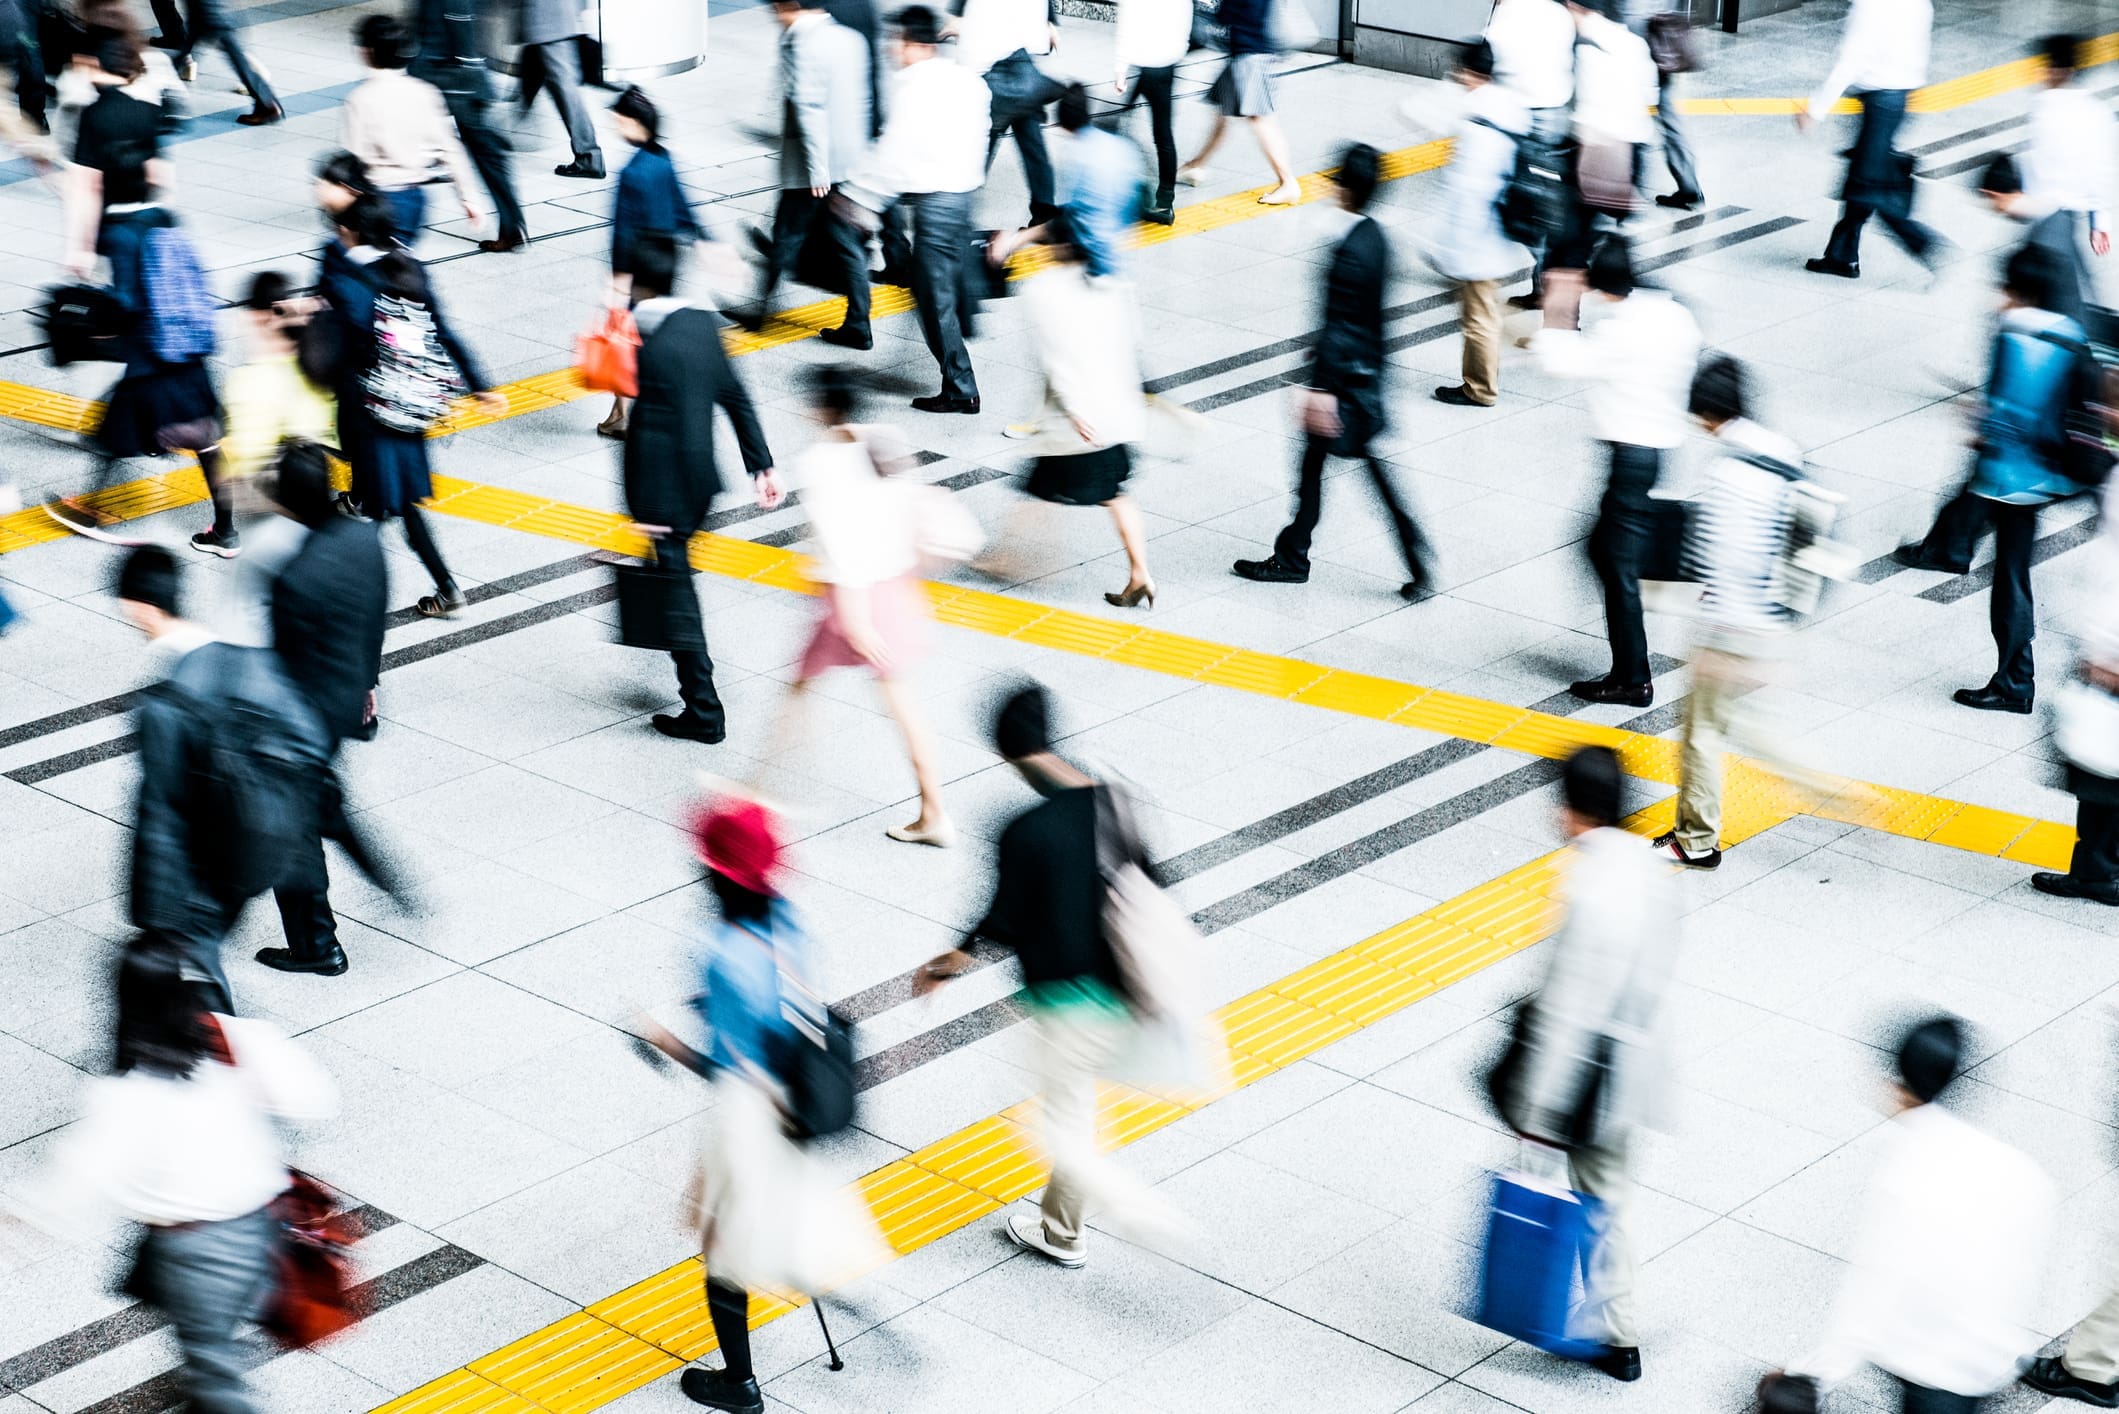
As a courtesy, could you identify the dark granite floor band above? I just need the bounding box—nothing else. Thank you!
[1916,516,2106,604]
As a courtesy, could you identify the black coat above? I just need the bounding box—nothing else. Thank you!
[408,0,495,101]
[1309,214,1390,453]
[272,518,388,743]
[623,307,773,537]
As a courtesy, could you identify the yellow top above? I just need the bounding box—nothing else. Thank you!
[220,355,337,483]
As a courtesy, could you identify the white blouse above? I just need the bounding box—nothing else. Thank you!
[795,433,921,587]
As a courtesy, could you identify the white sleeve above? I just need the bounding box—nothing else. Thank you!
[1808,0,1869,115]
[12,1087,129,1241]
[221,1018,340,1127]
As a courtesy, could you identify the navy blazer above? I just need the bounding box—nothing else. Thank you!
[271,518,388,743]
[611,144,700,274]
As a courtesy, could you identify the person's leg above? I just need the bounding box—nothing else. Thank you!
[1139,65,1178,205]
[1673,655,1731,856]
[1010,107,1058,223]
[1987,501,2037,701]
[1907,480,1989,571]
[197,445,235,538]
[1896,1382,1982,1414]
[705,1277,753,1381]
[1567,1136,1638,1349]
[1032,1010,1102,1253]
[146,1209,276,1414]
[875,675,949,831]
[1105,494,1152,591]
[398,503,457,598]
[757,188,812,308]
[1362,454,1430,587]
[206,25,275,108]
[1267,435,1329,574]
[1457,279,1501,404]
[830,207,872,339]
[655,535,723,731]
[150,0,188,53]
[2062,1265,2119,1385]
[2075,798,2119,887]
[1183,113,1230,173]
[1247,113,1298,195]
[538,40,603,164]
[1589,444,1659,688]
[1822,202,1873,268]
[909,191,978,402]
[1655,71,1700,199]
[448,92,527,242]
[382,185,426,244]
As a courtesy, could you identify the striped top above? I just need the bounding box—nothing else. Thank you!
[1685,420,1802,644]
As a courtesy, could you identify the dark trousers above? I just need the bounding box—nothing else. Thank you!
[148,0,276,106]
[657,534,723,730]
[1127,64,1178,196]
[526,38,600,160]
[442,91,526,242]
[1655,70,1700,199]
[1986,499,2038,701]
[140,1208,277,1414]
[1898,1381,1980,1414]
[760,188,872,338]
[1524,105,1572,290]
[1587,442,1662,689]
[1271,433,1428,581]
[1915,479,1988,571]
[904,189,978,401]
[2070,796,2119,886]
[707,1278,752,1381]
[984,74,1057,222]
[1823,89,1934,267]
[272,763,383,960]
[398,502,454,595]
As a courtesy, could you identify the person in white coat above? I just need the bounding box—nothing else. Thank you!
[1426,40,1529,408]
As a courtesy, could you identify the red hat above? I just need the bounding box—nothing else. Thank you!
[692,797,783,896]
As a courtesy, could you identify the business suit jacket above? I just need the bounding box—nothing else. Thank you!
[623,306,774,537]
[271,518,388,744]
[821,0,884,135]
[778,15,872,191]
[409,0,494,101]
[1309,213,1391,453]
[517,0,586,46]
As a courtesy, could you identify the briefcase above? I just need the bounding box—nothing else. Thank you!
[615,561,706,653]
[1474,1170,1604,1359]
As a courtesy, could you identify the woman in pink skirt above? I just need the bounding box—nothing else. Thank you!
[775,366,966,848]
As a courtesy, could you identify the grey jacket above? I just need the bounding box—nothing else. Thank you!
[518,0,587,47]
[778,14,872,190]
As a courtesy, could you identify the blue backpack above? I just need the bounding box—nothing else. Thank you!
[142,226,217,364]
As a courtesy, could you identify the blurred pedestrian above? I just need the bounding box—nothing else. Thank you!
[1952,245,2082,716]
[2021,33,2114,297]
[342,14,482,248]
[1533,237,1701,706]
[147,0,281,124]
[517,0,604,178]
[1484,0,1574,307]
[1654,355,1805,869]
[1797,0,1939,280]
[410,0,529,254]
[1548,0,1656,291]
[601,84,703,437]
[2029,465,2119,909]
[1112,0,1186,223]
[640,797,879,1414]
[767,365,957,846]
[953,0,1061,223]
[1234,143,1430,595]
[1427,39,1528,408]
[1772,1016,2054,1414]
[1500,744,1676,1384]
[622,235,781,743]
[1628,0,1702,210]
[741,0,872,345]
[1177,0,1299,205]
[847,5,988,414]
[259,441,395,976]
[4,940,337,1414]
[312,149,374,297]
[821,0,884,136]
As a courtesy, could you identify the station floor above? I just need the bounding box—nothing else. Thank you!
[2,0,2119,1410]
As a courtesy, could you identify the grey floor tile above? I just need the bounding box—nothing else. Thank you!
[1105,1298,1443,1414]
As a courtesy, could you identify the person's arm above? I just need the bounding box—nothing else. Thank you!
[426,286,493,396]
[62,161,101,273]
[712,349,775,478]
[793,32,833,194]
[129,696,193,933]
[1801,0,1869,124]
[916,824,1025,994]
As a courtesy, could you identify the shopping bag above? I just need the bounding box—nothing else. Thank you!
[1473,1169,1605,1358]
[576,306,641,397]
[615,560,707,653]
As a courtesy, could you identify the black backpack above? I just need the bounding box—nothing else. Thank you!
[166,644,333,902]
[41,284,128,367]
[1474,119,1569,249]
[2032,325,2116,489]
[767,942,855,1141]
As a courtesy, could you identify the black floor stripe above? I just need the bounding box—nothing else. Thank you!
[1916,517,2105,603]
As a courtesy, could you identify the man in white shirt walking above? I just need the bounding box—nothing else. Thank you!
[1533,239,1702,706]
[1113,0,1191,223]
[2023,33,2115,301]
[1485,0,1575,308]
[1773,1016,2054,1414]
[1428,40,1528,408]
[1797,0,1939,279]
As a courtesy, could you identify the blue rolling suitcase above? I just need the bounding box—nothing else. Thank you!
[1473,1169,1605,1359]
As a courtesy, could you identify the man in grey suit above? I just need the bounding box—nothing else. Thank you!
[518,0,604,178]
[742,0,874,347]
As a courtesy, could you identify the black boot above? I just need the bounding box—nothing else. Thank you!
[679,1367,763,1413]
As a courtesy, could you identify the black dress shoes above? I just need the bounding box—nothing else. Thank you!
[653,713,727,744]
[819,326,872,350]
[1891,542,1968,574]
[478,232,530,254]
[1655,191,1702,210]
[1804,257,1860,279]
[2022,1355,2119,1406]
[2031,873,2119,906]
[1232,556,1308,584]
[911,394,980,414]
[1952,684,2032,714]
[1570,677,1653,708]
[255,947,349,977]
[1432,384,1493,407]
[1587,1345,1641,1382]
[554,155,606,179]
[680,1366,763,1413]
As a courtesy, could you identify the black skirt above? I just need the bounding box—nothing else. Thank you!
[95,359,220,460]
[1026,445,1131,506]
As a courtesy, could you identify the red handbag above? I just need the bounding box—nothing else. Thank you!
[259,1171,365,1349]
[577,307,642,398]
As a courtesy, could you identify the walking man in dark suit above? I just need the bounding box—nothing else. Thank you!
[411,0,529,253]
[1797,0,1939,279]
[518,0,604,178]
[623,236,780,743]
[1234,144,1431,597]
[258,442,395,978]
[149,0,282,124]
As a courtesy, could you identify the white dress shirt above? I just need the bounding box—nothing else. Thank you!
[2025,83,2116,232]
[1792,1103,2054,1397]
[1531,289,1702,449]
[955,0,1051,76]
[1116,0,1192,70]
[854,57,993,196]
[1809,0,1931,114]
[1485,0,1577,111]
[1571,11,1658,146]
[18,1018,338,1240]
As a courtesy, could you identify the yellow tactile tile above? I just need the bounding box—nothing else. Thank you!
[908,1114,1046,1202]
[369,1370,544,1414]
[469,1313,680,1414]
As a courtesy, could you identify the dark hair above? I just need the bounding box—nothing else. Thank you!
[114,938,215,1078]
[375,250,433,305]
[1458,38,1496,78]
[1688,354,1748,425]
[1335,142,1381,212]
[96,33,143,81]
[809,364,861,421]
[2040,33,2084,73]
[245,270,294,313]
[993,682,1051,760]
[316,149,373,196]
[115,542,180,615]
[1977,153,2024,196]
[339,190,398,248]
[1056,82,1091,132]
[709,867,773,923]
[611,84,660,143]
[1038,209,1085,263]
[896,4,941,46]
[1586,236,1637,298]
[2004,242,2062,311]
[357,14,410,66]
[1561,745,1623,828]
[1894,1015,1963,1104]
[630,233,681,299]
[272,440,338,528]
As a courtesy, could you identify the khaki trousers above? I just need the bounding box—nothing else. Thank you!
[2066,1281,2119,1383]
[1675,648,1762,855]
[1569,1136,1638,1348]
[1033,1004,1134,1252]
[1457,280,1502,406]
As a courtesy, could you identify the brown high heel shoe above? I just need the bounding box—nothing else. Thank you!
[1104,581,1156,610]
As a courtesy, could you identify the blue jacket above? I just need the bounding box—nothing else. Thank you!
[1971,306,2086,506]
[611,144,700,275]
[694,901,812,1076]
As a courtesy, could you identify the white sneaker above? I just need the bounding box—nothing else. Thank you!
[1002,420,1041,440]
[1005,1212,1085,1268]
[1176,164,1210,188]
